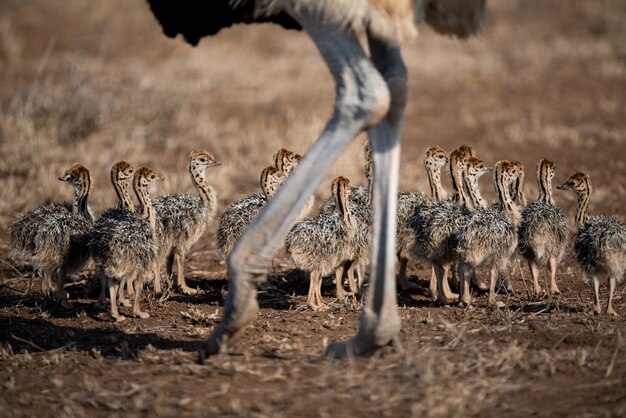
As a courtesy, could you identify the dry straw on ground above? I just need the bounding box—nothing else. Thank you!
[1,0,625,417]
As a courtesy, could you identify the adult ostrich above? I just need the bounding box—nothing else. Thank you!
[146,0,486,359]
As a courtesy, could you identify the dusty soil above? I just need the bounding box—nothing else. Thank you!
[1,1,625,417]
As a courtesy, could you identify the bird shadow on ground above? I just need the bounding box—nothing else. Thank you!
[0,315,200,359]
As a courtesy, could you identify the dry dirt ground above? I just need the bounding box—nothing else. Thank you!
[1,1,625,417]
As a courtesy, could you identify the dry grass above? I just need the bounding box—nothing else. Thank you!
[1,306,624,417]
[1,0,626,416]
[1,0,625,232]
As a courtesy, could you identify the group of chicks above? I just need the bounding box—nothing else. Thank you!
[266,144,624,316]
[8,144,626,321]
[10,151,220,321]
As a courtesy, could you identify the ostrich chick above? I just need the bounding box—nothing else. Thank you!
[557,172,625,315]
[457,161,520,308]
[319,142,372,296]
[286,176,355,310]
[518,159,568,295]
[90,167,164,321]
[96,161,137,306]
[153,150,220,295]
[9,164,93,307]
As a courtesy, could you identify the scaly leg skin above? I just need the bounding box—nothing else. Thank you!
[488,267,505,308]
[54,269,73,309]
[548,257,561,295]
[345,261,358,294]
[126,275,134,297]
[118,277,132,308]
[458,263,472,308]
[458,262,472,308]
[309,271,324,311]
[200,16,390,361]
[349,264,365,300]
[356,266,364,296]
[436,263,457,305]
[335,266,347,301]
[40,272,52,295]
[398,254,418,291]
[529,260,541,295]
[606,275,617,316]
[153,261,162,296]
[118,278,128,302]
[428,265,438,302]
[591,275,601,315]
[132,277,149,319]
[108,278,125,322]
[307,271,324,310]
[176,253,197,295]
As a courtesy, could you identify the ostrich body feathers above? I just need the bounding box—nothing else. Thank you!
[146,0,486,45]
[574,215,626,281]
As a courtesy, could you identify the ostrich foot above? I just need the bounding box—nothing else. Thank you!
[178,284,198,295]
[307,300,325,311]
[119,298,132,308]
[436,293,457,305]
[606,306,617,316]
[307,285,325,311]
[550,286,561,296]
[133,310,150,319]
[326,334,403,359]
[340,293,358,309]
[489,300,506,309]
[111,314,126,323]
[199,297,259,361]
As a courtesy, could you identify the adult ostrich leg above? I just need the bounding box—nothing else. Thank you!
[326,33,407,358]
[201,12,402,358]
[143,1,487,359]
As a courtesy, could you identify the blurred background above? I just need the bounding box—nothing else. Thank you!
[0,0,624,244]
